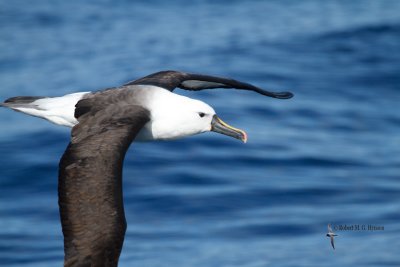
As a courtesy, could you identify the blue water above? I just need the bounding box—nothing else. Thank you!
[1,1,400,266]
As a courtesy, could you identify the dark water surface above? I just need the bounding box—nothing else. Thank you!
[1,1,400,266]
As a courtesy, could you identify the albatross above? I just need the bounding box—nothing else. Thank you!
[1,70,293,267]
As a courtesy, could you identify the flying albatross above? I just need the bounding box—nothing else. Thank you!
[326,224,338,250]
[1,70,293,267]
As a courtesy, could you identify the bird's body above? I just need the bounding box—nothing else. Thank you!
[1,71,293,266]
[2,85,216,141]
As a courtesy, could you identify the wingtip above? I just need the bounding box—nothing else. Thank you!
[274,91,294,99]
[257,89,294,99]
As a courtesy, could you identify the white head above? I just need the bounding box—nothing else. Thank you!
[142,88,247,142]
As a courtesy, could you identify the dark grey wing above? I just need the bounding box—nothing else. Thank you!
[330,236,335,250]
[125,70,293,99]
[58,99,150,267]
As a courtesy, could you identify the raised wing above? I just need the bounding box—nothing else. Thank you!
[58,97,150,266]
[125,70,293,99]
[328,224,333,233]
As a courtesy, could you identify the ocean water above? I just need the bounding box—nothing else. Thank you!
[1,1,400,266]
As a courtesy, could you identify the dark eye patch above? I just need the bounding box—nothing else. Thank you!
[198,112,205,118]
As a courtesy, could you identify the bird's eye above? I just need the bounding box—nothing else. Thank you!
[198,112,206,118]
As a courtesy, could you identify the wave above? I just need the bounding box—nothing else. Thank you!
[317,23,400,40]
[308,22,400,55]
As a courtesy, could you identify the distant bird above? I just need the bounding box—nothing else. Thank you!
[326,224,338,250]
[1,71,293,267]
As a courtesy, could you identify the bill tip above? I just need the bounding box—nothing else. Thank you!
[242,132,248,143]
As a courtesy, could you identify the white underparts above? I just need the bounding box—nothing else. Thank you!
[10,92,89,127]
